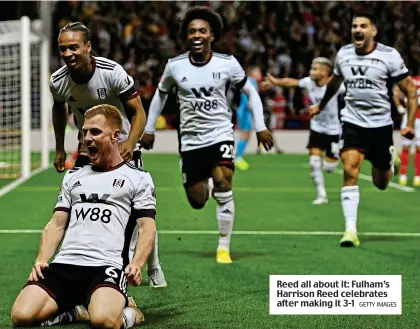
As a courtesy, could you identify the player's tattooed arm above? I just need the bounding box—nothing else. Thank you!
[397,76,417,128]
[319,75,344,111]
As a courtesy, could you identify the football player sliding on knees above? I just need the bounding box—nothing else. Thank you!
[49,22,167,289]
[11,105,157,329]
[142,6,273,265]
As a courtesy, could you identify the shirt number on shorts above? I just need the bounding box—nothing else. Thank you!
[220,144,234,159]
[105,266,127,294]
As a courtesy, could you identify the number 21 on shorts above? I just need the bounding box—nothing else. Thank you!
[220,144,234,159]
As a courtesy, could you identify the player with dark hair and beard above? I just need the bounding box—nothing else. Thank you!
[142,6,273,264]
[310,12,418,247]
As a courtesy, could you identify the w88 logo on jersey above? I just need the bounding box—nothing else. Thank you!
[75,206,112,223]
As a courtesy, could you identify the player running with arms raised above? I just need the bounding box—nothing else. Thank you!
[11,105,156,329]
[263,57,345,204]
[141,6,273,264]
[310,12,418,247]
[50,22,166,288]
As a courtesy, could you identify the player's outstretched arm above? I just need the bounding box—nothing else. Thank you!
[142,61,174,150]
[144,89,168,134]
[397,76,417,128]
[52,101,68,173]
[125,217,156,286]
[310,74,344,117]
[319,74,344,109]
[30,211,69,281]
[241,79,274,150]
[241,79,267,132]
[141,89,168,150]
[262,73,299,90]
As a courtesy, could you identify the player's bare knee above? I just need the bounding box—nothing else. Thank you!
[187,195,206,209]
[373,178,388,190]
[212,173,232,193]
[213,178,232,193]
[343,163,359,179]
[372,174,389,190]
[375,182,388,190]
[90,314,120,329]
[11,307,36,326]
[185,186,207,209]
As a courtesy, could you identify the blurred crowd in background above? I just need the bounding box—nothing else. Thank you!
[48,1,420,130]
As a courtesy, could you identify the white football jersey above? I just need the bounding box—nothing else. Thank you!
[50,57,138,143]
[334,43,409,128]
[53,162,156,269]
[158,52,247,152]
[298,77,345,135]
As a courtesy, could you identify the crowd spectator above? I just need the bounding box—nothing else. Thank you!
[51,1,420,129]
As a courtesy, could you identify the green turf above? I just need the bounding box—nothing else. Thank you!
[1,154,419,329]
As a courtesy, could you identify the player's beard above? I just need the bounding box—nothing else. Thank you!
[353,34,366,49]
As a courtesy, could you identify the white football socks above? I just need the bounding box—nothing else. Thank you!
[323,160,338,173]
[341,186,360,233]
[147,231,161,271]
[207,178,214,199]
[310,155,327,199]
[121,307,137,329]
[213,191,235,251]
[40,310,75,326]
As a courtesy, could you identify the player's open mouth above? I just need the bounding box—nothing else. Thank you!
[87,146,99,158]
[192,40,204,51]
[65,59,77,67]
[354,34,364,41]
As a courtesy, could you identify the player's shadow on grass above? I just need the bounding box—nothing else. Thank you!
[142,305,184,327]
